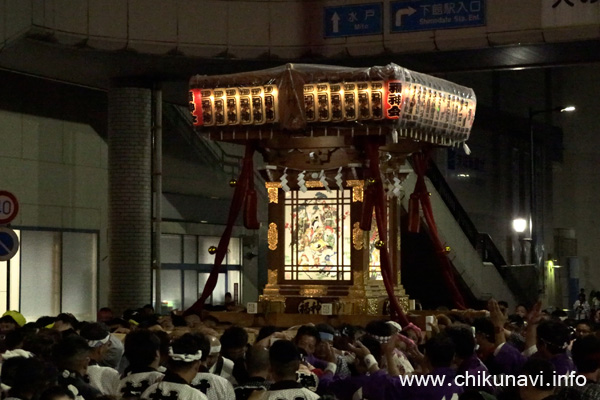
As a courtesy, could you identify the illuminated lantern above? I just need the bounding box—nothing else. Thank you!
[316,83,332,122]
[251,86,265,125]
[330,83,344,123]
[263,84,279,123]
[214,88,227,126]
[200,89,214,126]
[240,88,253,125]
[304,84,317,123]
[343,83,358,121]
[225,88,240,125]
[370,81,385,120]
[385,80,402,120]
[188,89,203,127]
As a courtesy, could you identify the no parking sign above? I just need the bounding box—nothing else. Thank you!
[0,191,20,261]
[0,227,19,262]
[0,191,19,225]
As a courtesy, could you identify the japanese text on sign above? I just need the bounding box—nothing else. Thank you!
[391,0,486,32]
[324,4,383,38]
[542,0,600,27]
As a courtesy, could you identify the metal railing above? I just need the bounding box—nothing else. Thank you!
[164,104,266,199]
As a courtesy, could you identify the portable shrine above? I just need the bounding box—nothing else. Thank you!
[186,63,476,321]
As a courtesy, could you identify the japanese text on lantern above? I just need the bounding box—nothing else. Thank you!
[188,89,203,126]
[385,80,402,119]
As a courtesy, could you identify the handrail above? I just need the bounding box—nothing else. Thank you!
[164,103,267,200]
[164,103,222,169]
[425,160,534,305]
[168,104,241,172]
[426,162,481,249]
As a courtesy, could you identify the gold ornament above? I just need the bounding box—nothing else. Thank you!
[268,223,278,250]
[366,177,377,186]
[229,178,238,187]
[352,222,364,250]
[374,239,385,249]
[346,180,364,202]
[305,181,324,188]
[265,182,281,203]
[445,246,451,253]
[208,246,218,255]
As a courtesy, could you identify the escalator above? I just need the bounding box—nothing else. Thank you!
[400,161,536,309]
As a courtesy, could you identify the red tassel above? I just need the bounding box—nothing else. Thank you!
[184,143,255,317]
[244,188,260,229]
[407,194,420,233]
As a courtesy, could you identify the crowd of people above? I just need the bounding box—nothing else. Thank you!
[0,298,598,400]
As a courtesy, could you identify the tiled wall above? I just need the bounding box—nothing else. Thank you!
[0,108,110,307]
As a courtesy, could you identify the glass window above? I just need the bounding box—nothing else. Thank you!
[284,189,351,281]
[62,232,98,321]
[161,270,182,312]
[161,234,182,264]
[0,261,7,314]
[198,272,226,305]
[212,273,227,305]
[198,237,219,264]
[9,236,20,311]
[20,231,61,321]
[198,272,209,300]
[227,237,241,265]
[183,235,197,264]
[227,270,241,303]
[183,270,198,309]
[198,236,241,265]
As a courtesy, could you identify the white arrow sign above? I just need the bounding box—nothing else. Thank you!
[332,12,341,33]
[395,6,417,27]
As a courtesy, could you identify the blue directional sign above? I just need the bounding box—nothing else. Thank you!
[391,0,486,33]
[324,3,383,38]
[0,227,18,261]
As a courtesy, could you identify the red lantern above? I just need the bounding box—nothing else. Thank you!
[385,80,402,120]
[189,89,203,127]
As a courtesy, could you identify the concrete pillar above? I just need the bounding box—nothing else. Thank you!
[108,86,152,314]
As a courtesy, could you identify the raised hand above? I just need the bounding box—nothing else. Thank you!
[347,340,371,359]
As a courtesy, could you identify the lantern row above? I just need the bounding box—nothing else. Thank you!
[190,79,475,139]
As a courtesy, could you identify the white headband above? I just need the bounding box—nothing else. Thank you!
[386,321,403,332]
[87,334,110,348]
[168,347,203,362]
[210,345,221,355]
[2,349,34,360]
[370,334,390,344]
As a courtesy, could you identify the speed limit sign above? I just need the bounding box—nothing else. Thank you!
[0,191,19,225]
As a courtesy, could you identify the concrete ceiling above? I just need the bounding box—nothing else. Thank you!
[2,35,600,106]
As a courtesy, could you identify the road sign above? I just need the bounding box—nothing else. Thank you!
[391,0,486,33]
[324,3,383,38]
[0,227,19,261]
[542,0,600,28]
[0,191,19,225]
